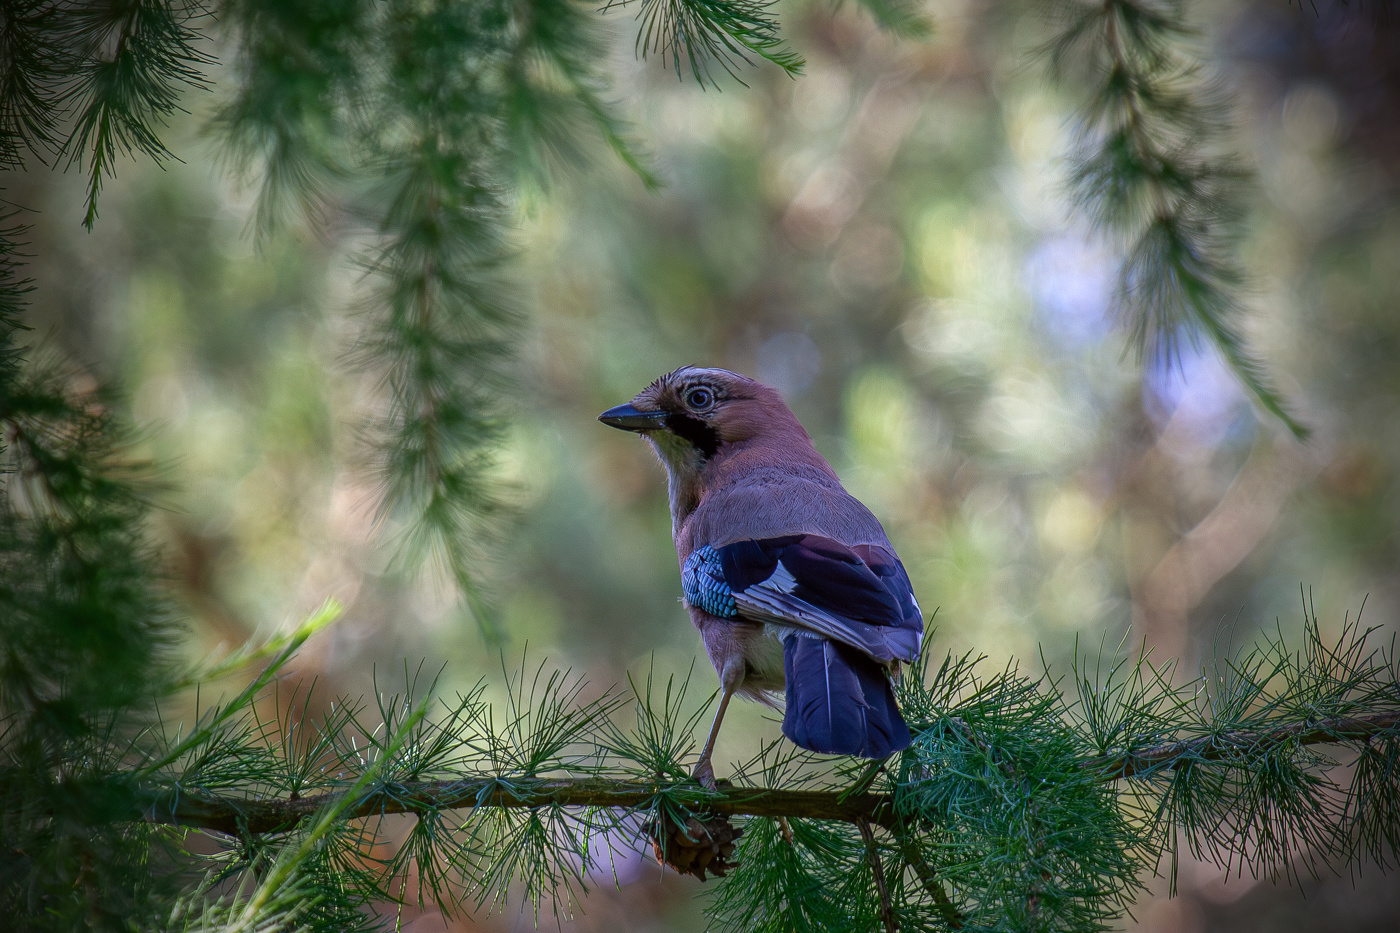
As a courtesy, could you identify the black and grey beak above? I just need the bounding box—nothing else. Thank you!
[598,403,669,432]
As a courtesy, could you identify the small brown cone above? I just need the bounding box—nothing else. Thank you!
[643,810,743,881]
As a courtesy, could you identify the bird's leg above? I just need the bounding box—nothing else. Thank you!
[693,684,736,789]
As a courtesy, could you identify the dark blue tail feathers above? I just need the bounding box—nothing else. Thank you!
[781,634,911,758]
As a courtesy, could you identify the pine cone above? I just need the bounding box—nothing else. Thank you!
[643,810,743,881]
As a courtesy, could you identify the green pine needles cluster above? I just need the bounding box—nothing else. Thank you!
[1042,0,1305,436]
[217,0,635,639]
[0,0,211,228]
[0,221,180,927]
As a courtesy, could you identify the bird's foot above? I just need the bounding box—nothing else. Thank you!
[692,758,717,789]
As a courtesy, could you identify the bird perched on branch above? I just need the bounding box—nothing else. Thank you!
[599,366,924,786]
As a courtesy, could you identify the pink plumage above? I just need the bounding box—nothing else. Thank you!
[600,366,924,785]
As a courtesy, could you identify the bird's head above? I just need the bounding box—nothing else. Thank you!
[598,366,805,479]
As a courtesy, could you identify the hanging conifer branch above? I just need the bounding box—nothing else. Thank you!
[0,1,210,223]
[610,0,804,87]
[212,0,793,641]
[61,0,212,229]
[1041,0,1306,436]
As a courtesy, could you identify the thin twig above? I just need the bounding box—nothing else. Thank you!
[859,817,899,933]
[885,823,964,930]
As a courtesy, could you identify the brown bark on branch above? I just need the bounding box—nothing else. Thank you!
[144,778,893,836]
[891,832,964,930]
[1084,709,1400,779]
[140,710,1400,836]
[129,709,1400,933]
[859,817,900,933]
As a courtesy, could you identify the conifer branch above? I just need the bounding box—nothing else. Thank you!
[1041,0,1305,436]
[1088,709,1400,779]
[607,0,804,87]
[858,817,900,933]
[61,0,212,229]
[137,708,1400,836]
[145,778,893,835]
[889,831,964,930]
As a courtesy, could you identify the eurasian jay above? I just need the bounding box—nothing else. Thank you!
[599,366,923,786]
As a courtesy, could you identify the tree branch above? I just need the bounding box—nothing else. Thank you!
[1085,710,1400,779]
[139,710,1400,837]
[859,817,900,933]
[890,832,964,930]
[143,778,892,836]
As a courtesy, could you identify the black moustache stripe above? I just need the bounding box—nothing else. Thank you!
[666,413,721,458]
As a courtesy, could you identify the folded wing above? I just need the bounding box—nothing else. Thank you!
[683,534,923,663]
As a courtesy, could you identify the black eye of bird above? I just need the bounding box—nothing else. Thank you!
[686,387,714,410]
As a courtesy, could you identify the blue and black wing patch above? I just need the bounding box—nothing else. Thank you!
[681,545,738,619]
[681,534,923,662]
[682,533,924,760]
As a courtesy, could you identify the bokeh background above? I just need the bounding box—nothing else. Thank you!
[9,0,1400,929]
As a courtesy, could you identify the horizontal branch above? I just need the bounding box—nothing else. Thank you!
[1087,710,1400,779]
[140,711,1400,836]
[144,778,893,836]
